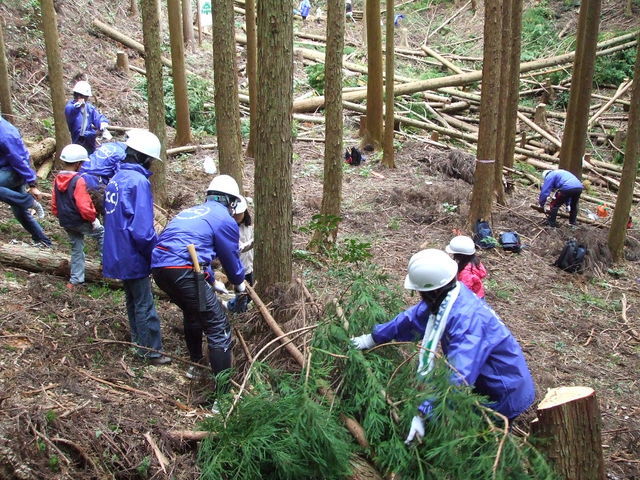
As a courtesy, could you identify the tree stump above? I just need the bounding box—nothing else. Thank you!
[116,51,130,76]
[531,386,605,480]
[534,103,550,130]
[399,27,409,49]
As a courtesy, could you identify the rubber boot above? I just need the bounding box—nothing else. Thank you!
[208,348,232,394]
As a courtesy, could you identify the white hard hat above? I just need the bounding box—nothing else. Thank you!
[404,249,458,292]
[73,81,92,97]
[125,129,162,160]
[445,235,476,255]
[542,170,552,179]
[60,144,89,164]
[234,196,247,214]
[207,174,240,199]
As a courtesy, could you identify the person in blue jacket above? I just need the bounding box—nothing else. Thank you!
[539,169,583,227]
[103,129,170,366]
[151,175,247,396]
[294,0,311,20]
[351,249,535,444]
[0,117,51,247]
[64,81,111,155]
[79,140,126,189]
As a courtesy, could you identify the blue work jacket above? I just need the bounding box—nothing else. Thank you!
[372,285,535,419]
[64,100,108,143]
[80,141,126,188]
[103,163,157,280]
[539,169,583,207]
[151,199,245,286]
[0,117,36,184]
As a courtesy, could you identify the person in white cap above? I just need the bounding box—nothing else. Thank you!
[64,80,111,155]
[51,144,103,289]
[445,235,487,298]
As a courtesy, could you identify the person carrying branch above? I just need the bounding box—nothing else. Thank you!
[539,169,583,228]
[350,249,535,444]
[65,81,111,155]
[151,175,247,404]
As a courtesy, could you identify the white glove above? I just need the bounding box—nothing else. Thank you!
[350,333,376,350]
[73,99,85,108]
[91,218,102,230]
[404,415,425,445]
[214,280,229,294]
[235,282,246,293]
[101,128,112,141]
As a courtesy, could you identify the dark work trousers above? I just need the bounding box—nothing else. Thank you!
[548,188,582,226]
[152,267,232,385]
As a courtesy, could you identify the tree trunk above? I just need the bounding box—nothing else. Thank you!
[140,0,168,206]
[558,0,601,178]
[0,18,13,121]
[212,0,244,189]
[364,0,383,150]
[182,0,195,50]
[40,0,71,165]
[531,386,605,480]
[311,0,345,247]
[468,0,501,228]
[130,0,139,16]
[244,0,258,158]
[382,0,395,168]
[167,0,193,146]
[254,0,293,298]
[608,35,640,262]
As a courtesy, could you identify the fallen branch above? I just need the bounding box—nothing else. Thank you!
[587,80,633,128]
[143,432,169,474]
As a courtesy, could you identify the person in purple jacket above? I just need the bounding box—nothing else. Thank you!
[0,117,51,247]
[539,169,583,227]
[64,81,111,155]
[351,249,535,444]
[151,175,247,398]
[103,129,170,366]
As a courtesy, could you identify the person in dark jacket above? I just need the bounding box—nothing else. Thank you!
[151,175,247,398]
[103,129,170,365]
[51,144,104,289]
[64,81,110,155]
[350,249,535,444]
[539,169,583,227]
[0,117,51,247]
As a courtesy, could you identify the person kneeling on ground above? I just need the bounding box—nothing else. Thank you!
[539,169,583,227]
[51,144,104,289]
[350,249,535,444]
[445,235,487,299]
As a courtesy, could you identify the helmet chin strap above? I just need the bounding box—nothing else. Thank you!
[420,278,457,314]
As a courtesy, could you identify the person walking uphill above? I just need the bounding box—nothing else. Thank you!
[51,144,104,289]
[0,116,51,248]
[350,249,535,444]
[151,175,248,399]
[103,129,170,365]
[539,169,583,227]
[445,235,487,298]
[65,81,111,155]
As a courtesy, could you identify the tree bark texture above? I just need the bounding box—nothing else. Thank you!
[0,19,13,121]
[167,0,193,146]
[130,0,139,16]
[40,0,71,165]
[608,34,640,261]
[140,0,168,206]
[382,0,395,168]
[531,387,605,480]
[559,0,601,177]
[311,0,345,246]
[255,0,293,297]
[28,137,56,167]
[212,0,244,189]
[244,0,258,158]
[364,0,383,149]
[181,0,195,50]
[468,0,501,228]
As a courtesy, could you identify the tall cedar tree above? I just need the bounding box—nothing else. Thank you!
[140,0,168,205]
[364,0,383,149]
[182,0,195,50]
[129,0,138,16]
[255,0,294,296]
[468,0,502,227]
[167,0,193,146]
[559,0,601,177]
[311,0,346,246]
[212,0,244,190]
[0,19,13,120]
[382,0,395,168]
[608,35,640,261]
[40,0,70,164]
[244,0,259,158]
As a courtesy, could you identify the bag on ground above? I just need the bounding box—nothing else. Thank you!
[344,147,363,166]
[499,231,522,252]
[554,239,587,273]
[473,220,496,249]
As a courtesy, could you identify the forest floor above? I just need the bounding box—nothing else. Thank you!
[0,0,639,479]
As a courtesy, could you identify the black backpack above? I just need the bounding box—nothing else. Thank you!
[473,220,496,249]
[499,231,522,253]
[344,147,363,166]
[554,239,587,273]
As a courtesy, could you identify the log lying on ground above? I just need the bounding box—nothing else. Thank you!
[27,138,56,168]
[531,387,605,480]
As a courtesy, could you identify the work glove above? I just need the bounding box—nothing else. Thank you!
[404,415,425,445]
[214,280,229,294]
[73,99,85,108]
[101,127,112,141]
[350,333,376,350]
[227,294,248,313]
[91,218,102,230]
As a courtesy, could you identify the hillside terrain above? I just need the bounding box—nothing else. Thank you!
[0,0,639,478]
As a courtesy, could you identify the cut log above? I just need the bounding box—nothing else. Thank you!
[36,159,54,180]
[115,51,130,76]
[531,387,605,480]
[27,137,56,167]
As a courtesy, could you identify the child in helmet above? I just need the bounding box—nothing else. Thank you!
[233,196,254,286]
[51,144,104,289]
[445,235,487,299]
[64,81,111,155]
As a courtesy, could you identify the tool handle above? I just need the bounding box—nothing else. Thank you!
[187,244,202,273]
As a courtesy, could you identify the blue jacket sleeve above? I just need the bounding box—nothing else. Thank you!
[1,133,36,184]
[128,178,157,261]
[214,218,245,285]
[538,175,555,207]
[443,314,493,387]
[371,303,429,344]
